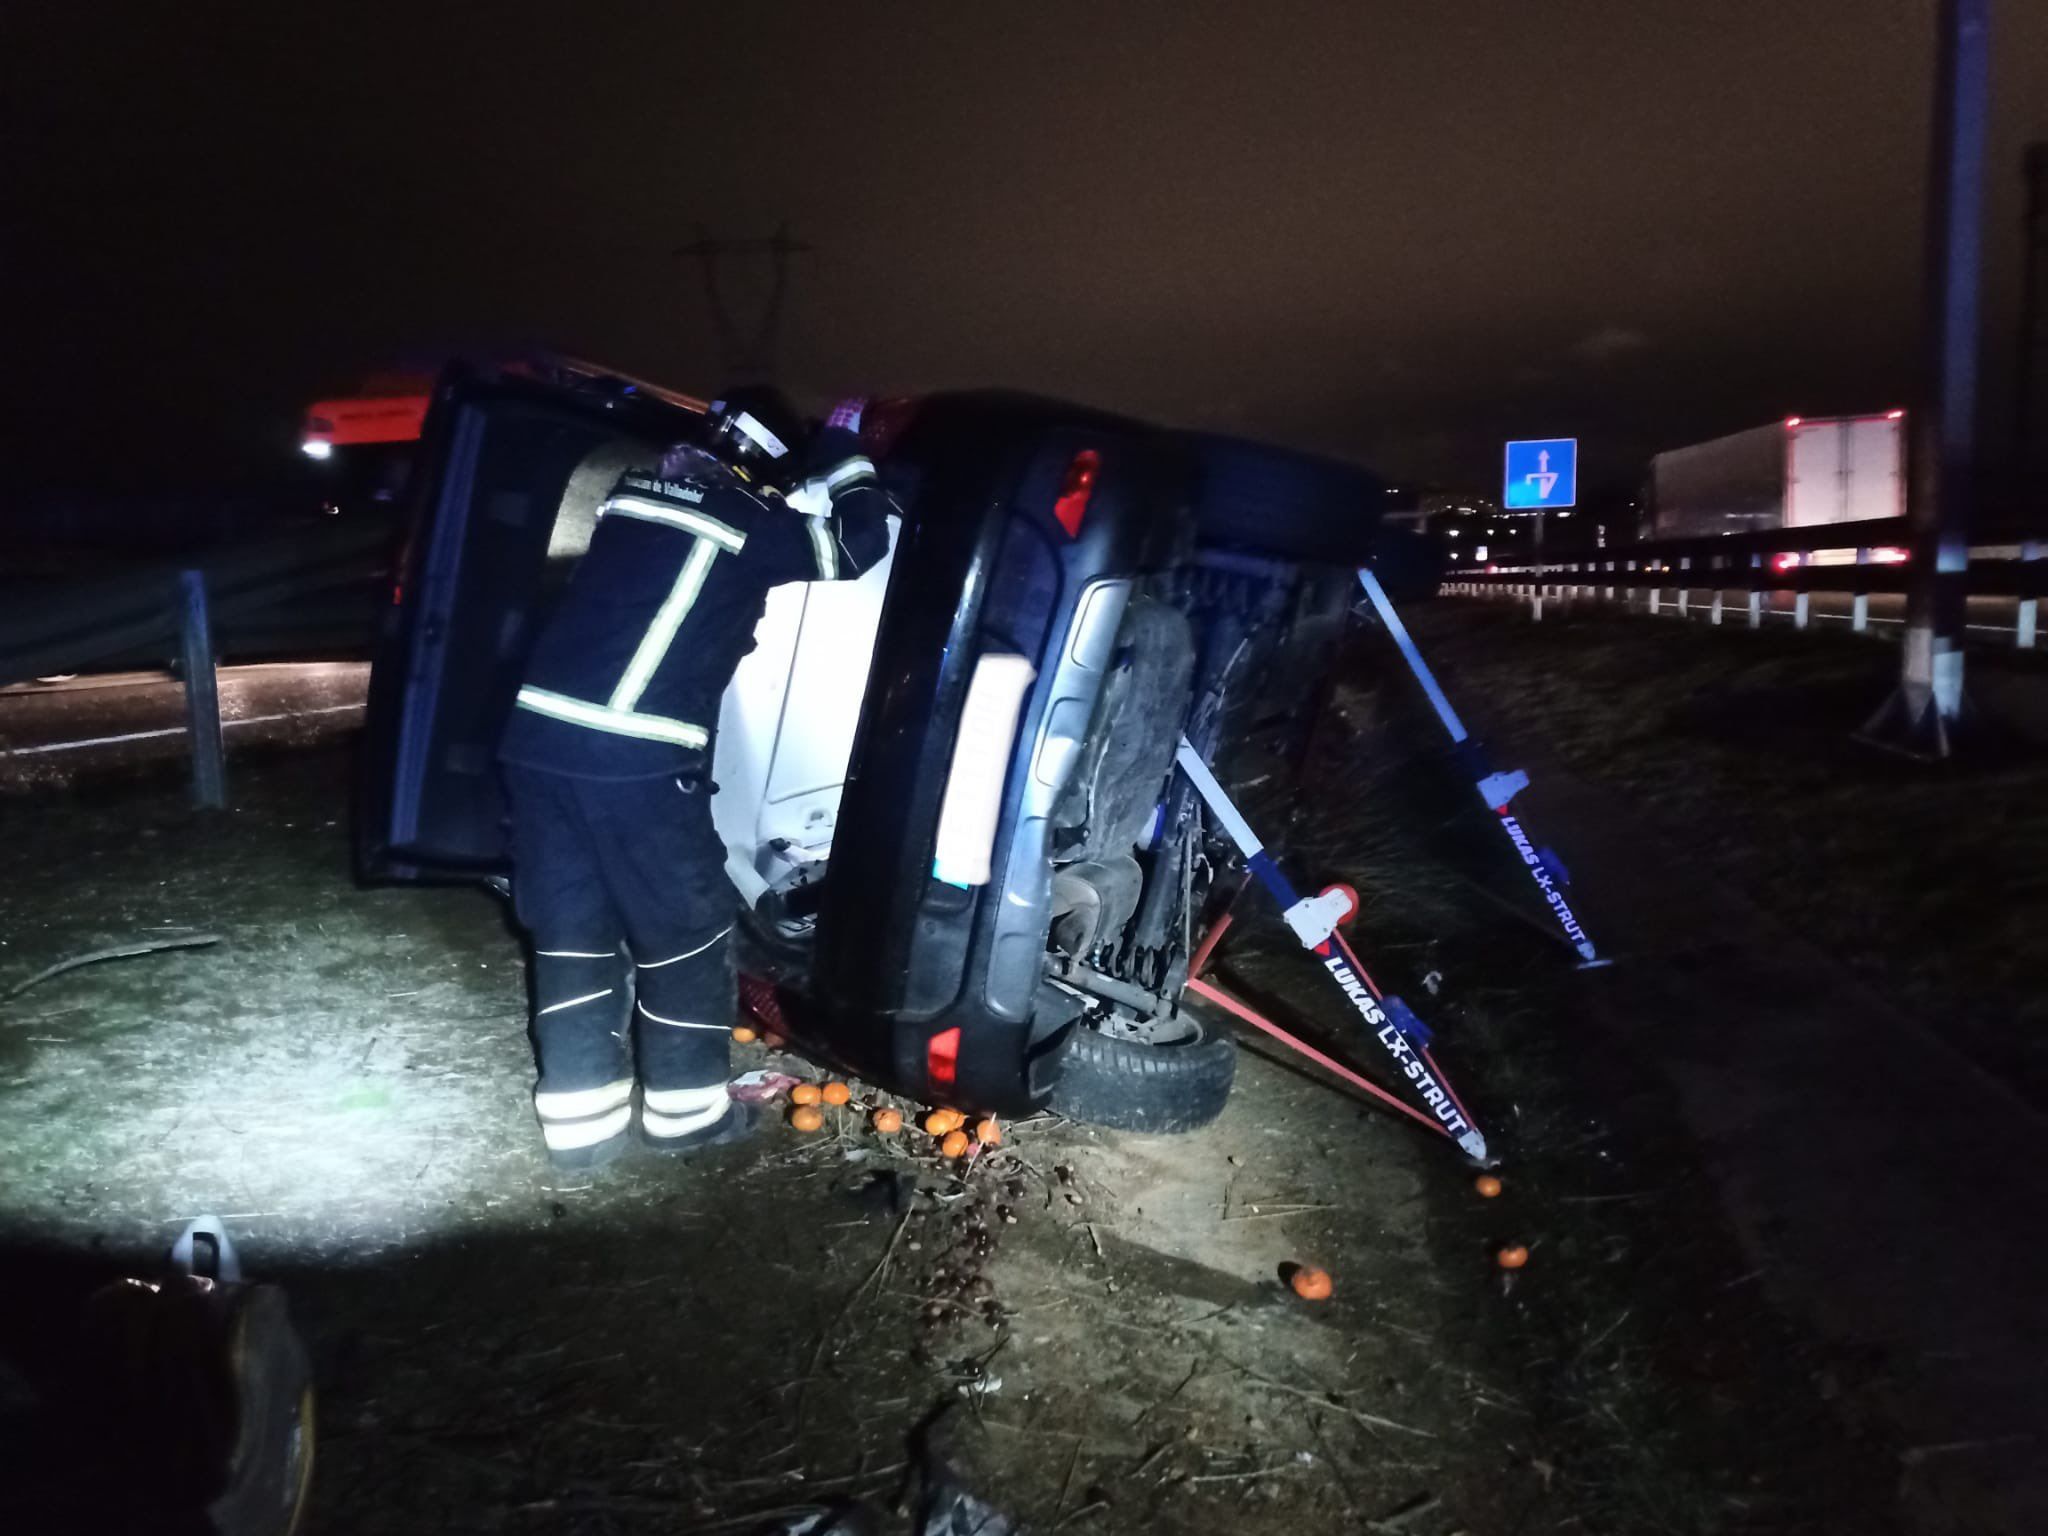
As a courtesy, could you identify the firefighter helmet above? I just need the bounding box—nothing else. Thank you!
[705,386,808,484]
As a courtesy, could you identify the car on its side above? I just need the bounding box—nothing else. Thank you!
[360,364,1396,1131]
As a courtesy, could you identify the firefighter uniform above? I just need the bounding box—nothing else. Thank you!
[499,425,890,1165]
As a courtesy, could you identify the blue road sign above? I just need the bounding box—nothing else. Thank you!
[1503,438,1578,510]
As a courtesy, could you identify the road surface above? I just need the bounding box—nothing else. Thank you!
[0,662,368,789]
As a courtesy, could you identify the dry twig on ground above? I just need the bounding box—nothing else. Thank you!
[4,933,221,1002]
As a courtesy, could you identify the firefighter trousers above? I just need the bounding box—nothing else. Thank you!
[502,763,736,1154]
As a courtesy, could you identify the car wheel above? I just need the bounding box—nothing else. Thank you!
[1048,1011,1237,1133]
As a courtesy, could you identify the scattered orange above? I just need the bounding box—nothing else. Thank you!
[789,1083,822,1106]
[821,1081,852,1106]
[974,1117,1002,1146]
[939,1129,972,1159]
[731,1025,759,1044]
[1474,1174,1503,1199]
[790,1106,825,1133]
[1496,1245,1530,1270]
[1290,1266,1334,1301]
[924,1109,965,1136]
[872,1108,903,1134]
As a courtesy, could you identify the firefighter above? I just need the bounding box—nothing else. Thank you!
[498,391,891,1168]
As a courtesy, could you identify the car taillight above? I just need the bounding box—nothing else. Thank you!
[926,1027,961,1091]
[1771,551,1801,574]
[1053,450,1100,538]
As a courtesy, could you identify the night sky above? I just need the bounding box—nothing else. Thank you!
[9,2,2048,498]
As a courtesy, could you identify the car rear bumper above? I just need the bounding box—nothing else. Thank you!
[810,396,1185,1113]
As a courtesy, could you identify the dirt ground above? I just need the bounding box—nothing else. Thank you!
[0,710,1907,1533]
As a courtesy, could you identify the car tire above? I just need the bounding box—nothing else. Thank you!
[1049,1016,1237,1133]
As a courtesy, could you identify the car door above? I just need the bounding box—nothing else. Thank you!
[356,366,691,878]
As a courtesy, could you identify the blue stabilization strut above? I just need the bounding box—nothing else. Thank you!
[1355,567,1605,965]
[1174,739,1490,1163]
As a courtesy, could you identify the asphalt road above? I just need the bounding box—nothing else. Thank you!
[0,661,368,789]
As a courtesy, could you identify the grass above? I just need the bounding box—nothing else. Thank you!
[1409,600,2048,1108]
[1259,650,1910,1536]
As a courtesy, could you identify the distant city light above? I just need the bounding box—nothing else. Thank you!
[1885,409,1905,420]
[1446,528,1460,538]
[1784,416,1803,428]
[301,440,334,460]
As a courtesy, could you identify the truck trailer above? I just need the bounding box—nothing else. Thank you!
[1645,413,1907,542]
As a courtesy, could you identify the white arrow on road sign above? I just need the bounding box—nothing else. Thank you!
[1504,438,1577,510]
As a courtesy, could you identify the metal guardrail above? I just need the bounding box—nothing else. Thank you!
[0,522,389,688]
[0,522,391,804]
[1443,519,2044,649]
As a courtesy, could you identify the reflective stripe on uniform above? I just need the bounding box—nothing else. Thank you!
[823,455,877,493]
[538,987,613,1016]
[637,927,732,968]
[807,519,839,580]
[514,687,708,748]
[610,537,721,712]
[537,949,614,959]
[642,1097,732,1140]
[600,497,746,551]
[636,1001,727,1031]
[643,1083,730,1115]
[534,1077,635,1121]
[540,1103,632,1150]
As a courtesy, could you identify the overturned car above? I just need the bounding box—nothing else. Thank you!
[360,365,1399,1131]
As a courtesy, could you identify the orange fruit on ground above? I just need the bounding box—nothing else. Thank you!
[872,1108,903,1134]
[974,1118,1002,1146]
[939,1129,972,1159]
[731,1025,758,1044]
[1474,1174,1503,1199]
[1290,1266,1334,1301]
[1496,1245,1530,1270]
[789,1084,822,1106]
[790,1106,825,1133]
[924,1109,964,1136]
[821,1081,852,1106]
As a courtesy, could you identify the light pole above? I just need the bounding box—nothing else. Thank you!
[1861,0,1991,757]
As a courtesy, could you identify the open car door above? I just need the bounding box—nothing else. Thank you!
[356,366,698,879]
[357,363,896,898]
